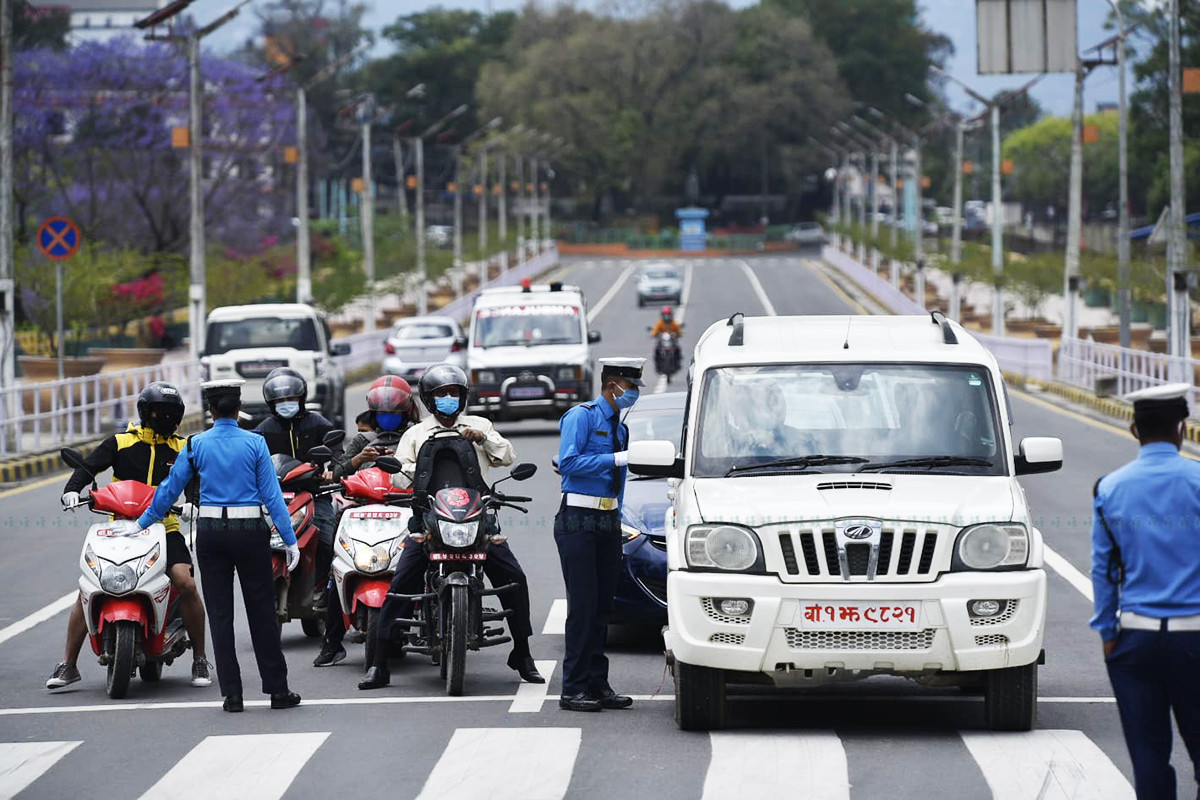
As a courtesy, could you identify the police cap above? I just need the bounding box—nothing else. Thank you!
[1125,382,1191,423]
[201,378,245,399]
[599,357,646,387]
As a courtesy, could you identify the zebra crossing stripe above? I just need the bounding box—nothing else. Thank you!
[0,740,81,800]
[416,728,581,800]
[138,732,329,800]
[508,660,558,713]
[541,598,568,635]
[960,729,1134,799]
[702,732,850,800]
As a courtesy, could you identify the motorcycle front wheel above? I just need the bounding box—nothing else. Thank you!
[445,584,468,696]
[107,620,139,699]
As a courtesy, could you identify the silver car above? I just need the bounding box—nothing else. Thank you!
[382,315,466,381]
[635,262,683,308]
[784,221,825,246]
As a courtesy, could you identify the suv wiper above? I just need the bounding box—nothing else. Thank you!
[724,455,868,477]
[857,456,993,472]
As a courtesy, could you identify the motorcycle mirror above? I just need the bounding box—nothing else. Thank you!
[323,429,346,448]
[373,455,404,474]
[510,463,537,481]
[60,447,89,472]
[308,445,333,464]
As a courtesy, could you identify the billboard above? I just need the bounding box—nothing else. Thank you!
[977,0,1077,74]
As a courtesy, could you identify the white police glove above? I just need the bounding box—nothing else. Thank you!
[61,491,80,509]
[613,451,629,468]
[285,543,301,573]
[178,502,198,523]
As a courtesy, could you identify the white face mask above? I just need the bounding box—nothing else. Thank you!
[275,400,300,419]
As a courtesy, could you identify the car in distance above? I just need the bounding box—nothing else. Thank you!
[382,316,466,382]
[636,262,683,308]
[784,221,826,247]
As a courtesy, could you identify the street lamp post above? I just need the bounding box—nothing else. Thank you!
[412,103,469,316]
[1167,0,1188,366]
[1,0,15,404]
[359,95,376,332]
[515,155,525,265]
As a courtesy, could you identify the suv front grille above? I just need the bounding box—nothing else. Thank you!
[773,525,947,582]
[784,628,936,651]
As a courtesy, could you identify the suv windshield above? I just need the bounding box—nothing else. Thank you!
[693,363,1004,477]
[473,304,582,348]
[206,318,319,355]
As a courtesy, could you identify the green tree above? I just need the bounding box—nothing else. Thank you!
[1002,111,1119,216]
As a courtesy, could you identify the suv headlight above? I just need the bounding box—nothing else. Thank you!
[685,525,763,572]
[473,369,498,385]
[438,520,477,548]
[953,523,1029,570]
[556,366,581,381]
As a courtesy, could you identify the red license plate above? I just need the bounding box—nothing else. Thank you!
[799,602,922,629]
[429,552,487,562]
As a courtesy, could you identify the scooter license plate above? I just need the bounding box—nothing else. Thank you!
[798,602,921,629]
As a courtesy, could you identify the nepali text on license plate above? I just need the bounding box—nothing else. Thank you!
[509,386,546,399]
[799,602,921,630]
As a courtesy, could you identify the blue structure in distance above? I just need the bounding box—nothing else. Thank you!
[676,207,709,251]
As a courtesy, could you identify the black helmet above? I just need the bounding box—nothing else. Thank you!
[137,381,185,437]
[262,367,308,411]
[418,364,469,417]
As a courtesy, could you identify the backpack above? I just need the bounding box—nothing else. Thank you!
[411,433,487,495]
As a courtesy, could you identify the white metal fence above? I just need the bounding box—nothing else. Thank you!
[1058,336,1200,413]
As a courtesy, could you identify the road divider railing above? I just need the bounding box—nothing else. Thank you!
[1058,335,1200,417]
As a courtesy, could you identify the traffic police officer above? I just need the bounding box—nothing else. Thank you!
[138,379,302,713]
[1092,382,1200,799]
[554,357,643,712]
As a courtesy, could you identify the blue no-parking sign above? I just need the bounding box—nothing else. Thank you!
[36,217,82,261]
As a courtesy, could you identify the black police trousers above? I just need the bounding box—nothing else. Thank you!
[553,501,622,697]
[367,535,534,669]
[195,517,288,696]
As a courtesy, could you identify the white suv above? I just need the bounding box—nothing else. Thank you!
[201,303,348,427]
[629,312,1063,731]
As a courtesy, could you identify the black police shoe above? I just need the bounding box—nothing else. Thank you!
[222,694,244,713]
[270,691,302,709]
[358,665,390,690]
[312,642,346,668]
[593,688,633,709]
[559,692,603,712]
[506,652,545,684]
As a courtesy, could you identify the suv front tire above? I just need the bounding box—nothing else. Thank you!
[983,662,1037,731]
[674,660,727,731]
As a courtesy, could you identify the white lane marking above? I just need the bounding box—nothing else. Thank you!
[703,732,849,800]
[0,741,81,800]
[416,728,581,800]
[653,375,669,394]
[139,733,329,800]
[0,592,76,647]
[676,261,695,324]
[586,263,637,324]
[1043,545,1094,602]
[737,260,777,317]
[960,730,1134,800]
[541,598,567,635]
[508,660,558,713]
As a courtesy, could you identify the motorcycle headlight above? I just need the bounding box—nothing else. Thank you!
[354,541,392,573]
[621,523,643,542]
[99,562,139,595]
[337,531,356,559]
[137,543,162,575]
[954,523,1029,570]
[438,519,477,548]
[685,525,762,572]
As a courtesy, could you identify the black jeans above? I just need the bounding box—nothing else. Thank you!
[195,518,288,696]
[553,501,622,697]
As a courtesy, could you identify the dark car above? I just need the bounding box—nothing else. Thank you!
[614,391,685,626]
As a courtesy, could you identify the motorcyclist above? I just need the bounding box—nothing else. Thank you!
[313,375,420,667]
[47,382,212,690]
[649,306,683,338]
[357,363,544,689]
[252,367,337,609]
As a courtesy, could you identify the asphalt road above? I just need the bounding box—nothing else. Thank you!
[0,254,1184,799]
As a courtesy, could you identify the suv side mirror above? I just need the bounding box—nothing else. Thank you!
[588,330,601,344]
[323,429,346,448]
[1014,436,1063,476]
[628,440,683,479]
[331,342,351,356]
[453,335,469,350]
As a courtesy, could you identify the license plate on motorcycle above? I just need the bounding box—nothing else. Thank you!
[509,386,545,400]
[798,602,922,630]
[430,552,488,561]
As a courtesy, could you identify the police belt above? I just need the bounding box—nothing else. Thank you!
[198,505,263,520]
[564,493,618,511]
[1120,611,1200,632]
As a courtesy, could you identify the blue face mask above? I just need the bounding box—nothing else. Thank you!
[275,401,300,419]
[376,411,405,431]
[434,395,461,417]
[614,386,639,410]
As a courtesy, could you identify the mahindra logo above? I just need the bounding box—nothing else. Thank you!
[843,524,874,540]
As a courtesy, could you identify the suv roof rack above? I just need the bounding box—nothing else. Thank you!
[727,312,745,346]
[930,310,958,345]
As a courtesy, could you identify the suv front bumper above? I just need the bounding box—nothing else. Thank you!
[663,569,1046,678]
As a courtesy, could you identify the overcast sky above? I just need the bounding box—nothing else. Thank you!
[195,0,1132,118]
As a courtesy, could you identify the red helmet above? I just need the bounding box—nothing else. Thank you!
[366,375,413,413]
[661,305,673,318]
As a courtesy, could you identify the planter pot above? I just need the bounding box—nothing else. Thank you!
[89,347,165,373]
[1146,303,1168,331]
[1090,326,1121,345]
[1130,324,1153,350]
[1131,300,1151,323]
[1032,323,1062,339]
[329,319,363,338]
[381,308,410,326]
[17,355,107,417]
[1005,319,1046,334]
[429,292,455,310]
[1082,287,1111,308]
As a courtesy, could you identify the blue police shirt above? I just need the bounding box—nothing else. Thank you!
[558,395,628,502]
[1090,441,1200,641]
[137,418,296,545]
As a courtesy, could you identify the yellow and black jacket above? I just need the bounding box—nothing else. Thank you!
[63,424,188,532]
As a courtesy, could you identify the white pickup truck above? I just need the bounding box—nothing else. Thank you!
[629,312,1064,731]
